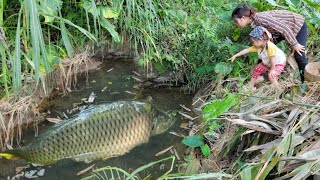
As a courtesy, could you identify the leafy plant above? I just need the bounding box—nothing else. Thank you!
[202,93,238,122]
[182,135,204,148]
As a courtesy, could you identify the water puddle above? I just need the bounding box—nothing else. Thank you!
[0,59,193,179]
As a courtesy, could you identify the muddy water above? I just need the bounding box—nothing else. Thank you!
[0,59,193,179]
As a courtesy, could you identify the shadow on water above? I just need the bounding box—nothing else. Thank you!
[0,58,193,179]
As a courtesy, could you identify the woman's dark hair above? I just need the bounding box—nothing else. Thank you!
[231,5,257,19]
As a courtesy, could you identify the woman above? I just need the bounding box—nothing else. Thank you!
[231,5,308,83]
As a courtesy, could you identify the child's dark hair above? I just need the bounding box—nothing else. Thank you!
[231,5,257,19]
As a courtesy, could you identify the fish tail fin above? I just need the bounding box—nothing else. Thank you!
[0,150,21,160]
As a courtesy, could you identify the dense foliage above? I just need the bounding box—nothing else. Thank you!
[0,0,319,97]
[0,0,319,178]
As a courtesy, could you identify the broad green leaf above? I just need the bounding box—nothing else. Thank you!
[285,0,295,7]
[60,14,74,58]
[182,135,204,148]
[214,62,232,75]
[99,6,119,19]
[265,0,280,6]
[196,66,214,74]
[99,17,120,43]
[200,144,211,157]
[290,0,300,6]
[39,0,63,23]
[202,93,238,122]
[55,17,96,42]
[81,0,99,17]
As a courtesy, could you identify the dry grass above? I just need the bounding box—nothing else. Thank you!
[0,48,98,150]
[192,62,320,178]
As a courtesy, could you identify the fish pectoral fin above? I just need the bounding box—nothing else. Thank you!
[0,153,19,160]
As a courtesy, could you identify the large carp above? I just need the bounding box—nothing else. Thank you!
[0,101,174,165]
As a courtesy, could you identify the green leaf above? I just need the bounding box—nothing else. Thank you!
[240,166,253,180]
[277,133,293,172]
[60,13,74,58]
[200,144,211,157]
[232,28,241,41]
[265,0,286,8]
[285,0,295,7]
[39,0,63,23]
[0,46,9,96]
[182,135,204,148]
[58,17,97,42]
[265,0,279,6]
[99,6,119,19]
[214,62,232,75]
[99,17,120,43]
[259,154,279,180]
[202,93,238,122]
[13,6,22,94]
[81,0,99,17]
[196,65,214,74]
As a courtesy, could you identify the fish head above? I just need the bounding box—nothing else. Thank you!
[151,110,175,135]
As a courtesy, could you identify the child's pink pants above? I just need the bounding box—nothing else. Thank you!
[252,62,285,79]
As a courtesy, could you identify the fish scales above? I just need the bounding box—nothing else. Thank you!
[0,101,173,165]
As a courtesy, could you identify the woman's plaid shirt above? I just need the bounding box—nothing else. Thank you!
[251,10,305,47]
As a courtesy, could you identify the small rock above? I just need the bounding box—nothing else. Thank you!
[37,169,45,176]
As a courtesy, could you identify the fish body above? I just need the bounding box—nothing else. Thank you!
[0,101,173,165]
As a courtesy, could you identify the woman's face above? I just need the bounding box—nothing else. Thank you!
[233,17,249,28]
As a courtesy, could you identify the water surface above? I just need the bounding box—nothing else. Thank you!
[0,59,192,179]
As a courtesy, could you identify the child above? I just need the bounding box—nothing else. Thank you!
[229,26,286,89]
[231,5,307,83]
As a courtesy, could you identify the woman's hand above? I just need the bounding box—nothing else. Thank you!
[229,56,237,62]
[293,43,305,56]
[269,69,277,78]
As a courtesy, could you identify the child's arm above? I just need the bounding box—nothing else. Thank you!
[229,48,250,62]
[269,56,277,78]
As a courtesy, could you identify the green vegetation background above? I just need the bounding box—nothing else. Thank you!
[0,0,319,98]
